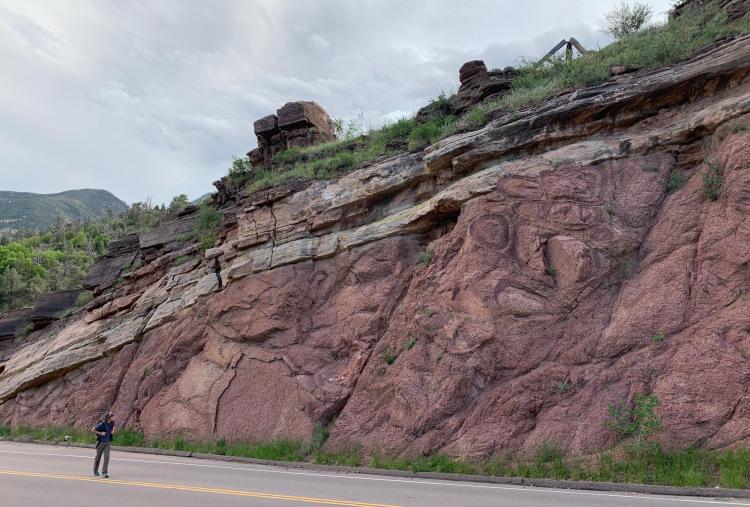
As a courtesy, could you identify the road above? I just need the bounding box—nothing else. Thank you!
[0,442,749,507]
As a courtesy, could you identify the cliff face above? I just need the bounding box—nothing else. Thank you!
[1,34,750,459]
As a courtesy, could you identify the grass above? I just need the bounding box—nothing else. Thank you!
[557,381,573,393]
[701,163,723,201]
[417,250,433,266]
[195,204,221,253]
[3,424,750,487]
[666,169,686,192]
[406,336,417,350]
[226,3,750,200]
[469,2,750,117]
[383,347,398,365]
[652,332,666,343]
[172,255,193,266]
[244,108,455,194]
[0,425,145,447]
[605,202,616,221]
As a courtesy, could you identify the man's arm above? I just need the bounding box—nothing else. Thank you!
[91,423,105,436]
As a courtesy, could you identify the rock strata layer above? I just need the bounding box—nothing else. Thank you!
[248,101,336,168]
[1,34,750,460]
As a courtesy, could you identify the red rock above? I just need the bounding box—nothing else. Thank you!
[453,60,517,114]
[2,35,750,464]
[244,101,337,171]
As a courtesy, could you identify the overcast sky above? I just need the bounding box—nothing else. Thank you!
[1,0,674,204]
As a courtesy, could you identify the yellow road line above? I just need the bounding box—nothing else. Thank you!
[0,469,402,507]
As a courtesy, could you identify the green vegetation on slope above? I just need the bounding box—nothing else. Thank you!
[469,2,750,121]
[0,198,186,312]
[3,424,750,488]
[243,102,456,193]
[0,189,128,234]
[232,1,750,196]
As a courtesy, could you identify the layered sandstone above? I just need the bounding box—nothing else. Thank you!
[248,101,336,168]
[416,59,517,121]
[1,33,750,460]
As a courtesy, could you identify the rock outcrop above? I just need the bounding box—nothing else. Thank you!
[416,60,517,122]
[1,33,750,461]
[673,0,750,20]
[452,60,517,114]
[247,101,336,168]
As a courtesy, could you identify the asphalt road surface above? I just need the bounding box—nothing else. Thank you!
[1,441,749,507]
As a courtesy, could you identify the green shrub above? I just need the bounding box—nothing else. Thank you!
[167,194,190,214]
[605,202,616,221]
[406,336,417,350]
[651,332,666,342]
[701,163,723,201]
[417,250,433,266]
[227,157,253,185]
[608,394,661,447]
[666,169,686,192]
[4,423,750,487]
[407,114,455,151]
[557,381,572,393]
[546,265,558,277]
[479,4,750,115]
[619,259,632,279]
[383,347,398,365]
[172,255,193,266]
[195,205,221,253]
[74,290,93,308]
[465,107,488,128]
[603,1,653,40]
[314,446,363,467]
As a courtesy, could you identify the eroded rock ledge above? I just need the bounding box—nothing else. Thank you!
[0,34,749,459]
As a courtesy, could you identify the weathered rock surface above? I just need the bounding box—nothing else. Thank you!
[1,34,750,461]
[416,59,517,122]
[673,0,750,20]
[247,101,336,169]
[0,309,31,341]
[453,60,517,114]
[82,234,139,294]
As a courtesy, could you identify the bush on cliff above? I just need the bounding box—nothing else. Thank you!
[237,3,749,198]
[471,2,750,117]
[0,197,192,312]
[244,109,454,193]
[195,204,221,252]
[603,1,653,40]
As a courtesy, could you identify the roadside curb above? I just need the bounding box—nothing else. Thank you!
[2,437,749,499]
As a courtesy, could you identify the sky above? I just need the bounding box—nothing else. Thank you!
[0,0,674,204]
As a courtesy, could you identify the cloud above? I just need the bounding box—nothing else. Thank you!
[0,0,675,204]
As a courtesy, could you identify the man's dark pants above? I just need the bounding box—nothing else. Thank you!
[94,441,111,474]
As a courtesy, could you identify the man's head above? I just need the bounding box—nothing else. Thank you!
[105,411,114,422]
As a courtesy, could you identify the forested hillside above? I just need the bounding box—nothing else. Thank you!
[0,189,127,234]
[0,195,191,311]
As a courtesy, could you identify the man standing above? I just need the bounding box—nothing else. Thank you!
[92,411,115,478]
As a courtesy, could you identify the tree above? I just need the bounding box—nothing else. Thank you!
[168,194,190,214]
[603,2,653,40]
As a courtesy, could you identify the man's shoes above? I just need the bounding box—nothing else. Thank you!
[102,473,109,479]
[93,471,100,477]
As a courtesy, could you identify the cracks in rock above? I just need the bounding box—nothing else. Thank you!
[325,259,418,427]
[704,381,750,445]
[269,205,278,268]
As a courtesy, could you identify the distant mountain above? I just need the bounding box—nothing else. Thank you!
[0,189,128,234]
[191,192,213,205]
